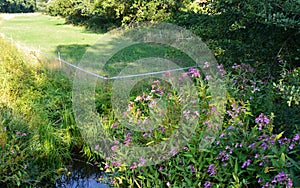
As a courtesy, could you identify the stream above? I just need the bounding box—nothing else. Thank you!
[55,156,111,188]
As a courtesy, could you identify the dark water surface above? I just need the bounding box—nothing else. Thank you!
[56,157,111,188]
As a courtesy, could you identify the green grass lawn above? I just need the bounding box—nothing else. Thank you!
[0,13,196,76]
[0,13,102,63]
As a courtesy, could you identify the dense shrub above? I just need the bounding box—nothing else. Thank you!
[46,0,194,30]
[47,0,91,23]
[0,0,36,13]
[178,0,300,75]
[272,62,300,136]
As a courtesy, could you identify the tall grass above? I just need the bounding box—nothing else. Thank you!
[0,36,83,187]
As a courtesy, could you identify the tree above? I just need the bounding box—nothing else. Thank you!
[0,0,36,13]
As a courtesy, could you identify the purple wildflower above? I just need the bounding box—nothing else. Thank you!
[260,142,268,150]
[148,100,157,108]
[130,164,137,170]
[190,164,195,172]
[153,80,160,85]
[181,72,188,79]
[242,159,251,168]
[111,122,118,129]
[204,181,212,188]
[163,71,170,77]
[139,157,146,166]
[288,179,293,187]
[248,143,256,148]
[111,145,117,151]
[111,161,121,167]
[169,147,178,156]
[104,163,109,169]
[228,126,235,130]
[271,172,293,187]
[203,62,210,69]
[293,133,299,141]
[158,125,165,133]
[124,132,132,145]
[289,144,295,150]
[207,164,216,176]
[156,88,165,95]
[158,166,163,172]
[258,178,262,183]
[278,137,291,145]
[255,113,270,130]
[217,64,226,76]
[216,150,231,162]
[134,96,142,101]
[219,132,225,138]
[205,75,212,81]
[188,68,201,77]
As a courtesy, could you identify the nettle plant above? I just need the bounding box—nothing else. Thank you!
[95,65,299,187]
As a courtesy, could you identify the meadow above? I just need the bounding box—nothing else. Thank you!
[0,11,299,188]
[0,13,101,63]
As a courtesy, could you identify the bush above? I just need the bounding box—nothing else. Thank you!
[46,0,194,30]
[172,0,300,77]
[271,61,300,137]
[273,62,300,107]
[0,0,36,13]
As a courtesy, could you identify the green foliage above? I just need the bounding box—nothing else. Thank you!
[96,69,300,187]
[47,0,91,23]
[46,0,194,30]
[204,0,300,73]
[0,0,36,13]
[172,0,300,76]
[45,0,300,74]
[272,62,300,136]
[36,0,51,12]
[0,37,83,186]
[1,2,300,185]
[273,63,300,107]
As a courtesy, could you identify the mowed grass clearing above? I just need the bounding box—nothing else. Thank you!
[0,13,103,63]
[0,13,196,76]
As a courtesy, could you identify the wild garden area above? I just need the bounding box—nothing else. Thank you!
[0,0,299,187]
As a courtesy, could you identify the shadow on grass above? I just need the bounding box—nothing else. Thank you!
[55,44,91,64]
[56,16,109,34]
[54,40,197,77]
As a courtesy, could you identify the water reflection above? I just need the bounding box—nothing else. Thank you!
[56,157,111,188]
